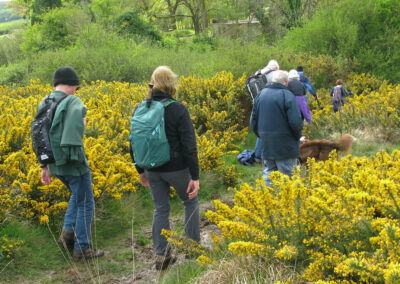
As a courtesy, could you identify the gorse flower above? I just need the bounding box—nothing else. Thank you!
[3,72,400,281]
[0,73,246,223]
[203,150,400,282]
[0,235,23,262]
[306,73,400,141]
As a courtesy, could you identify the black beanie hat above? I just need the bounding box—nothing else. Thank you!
[53,66,80,86]
[296,66,303,72]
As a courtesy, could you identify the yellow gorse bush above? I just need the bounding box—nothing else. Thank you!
[0,235,23,261]
[162,228,206,259]
[306,73,400,141]
[205,150,400,282]
[0,73,247,224]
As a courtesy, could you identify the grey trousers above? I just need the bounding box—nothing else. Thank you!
[145,168,200,256]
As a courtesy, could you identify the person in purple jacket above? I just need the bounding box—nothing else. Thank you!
[287,70,312,124]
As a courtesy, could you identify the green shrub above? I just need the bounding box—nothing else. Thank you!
[0,30,24,66]
[0,19,27,35]
[22,45,140,84]
[189,33,219,51]
[0,60,29,85]
[281,0,400,82]
[115,9,162,41]
[0,31,354,87]
[20,4,90,54]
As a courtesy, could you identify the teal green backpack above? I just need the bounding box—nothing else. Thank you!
[129,98,175,169]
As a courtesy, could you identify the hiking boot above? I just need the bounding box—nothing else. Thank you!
[58,230,74,250]
[73,245,104,261]
[155,254,177,270]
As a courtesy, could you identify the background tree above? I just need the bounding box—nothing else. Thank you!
[164,0,183,30]
[269,0,342,29]
[182,0,208,34]
[270,0,303,28]
[248,0,270,32]
[89,0,122,23]
[29,0,62,25]
[115,8,162,41]
[200,0,208,29]
[7,0,31,20]
[209,0,247,23]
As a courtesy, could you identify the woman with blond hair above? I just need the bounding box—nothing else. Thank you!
[130,66,200,270]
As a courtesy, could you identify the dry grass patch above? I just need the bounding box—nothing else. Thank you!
[194,256,298,284]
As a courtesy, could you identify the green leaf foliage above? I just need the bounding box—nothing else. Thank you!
[281,0,400,82]
[20,4,90,53]
[29,0,62,25]
[115,9,162,41]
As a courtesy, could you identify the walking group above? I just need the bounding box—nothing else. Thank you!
[249,60,350,187]
[31,63,349,270]
[32,65,199,270]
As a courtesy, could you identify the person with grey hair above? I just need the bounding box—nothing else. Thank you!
[254,59,280,162]
[250,70,304,187]
[260,59,280,83]
[287,69,312,124]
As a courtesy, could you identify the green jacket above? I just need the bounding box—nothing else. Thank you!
[39,90,89,176]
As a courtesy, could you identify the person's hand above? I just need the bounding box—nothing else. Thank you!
[186,179,199,199]
[41,166,51,185]
[139,173,149,187]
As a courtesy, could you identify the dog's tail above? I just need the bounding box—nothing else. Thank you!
[337,134,354,153]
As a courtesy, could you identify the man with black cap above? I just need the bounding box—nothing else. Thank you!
[38,66,104,261]
[296,66,319,103]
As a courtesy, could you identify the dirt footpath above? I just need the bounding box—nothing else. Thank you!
[120,214,219,284]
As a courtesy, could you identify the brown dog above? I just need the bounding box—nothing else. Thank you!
[299,134,354,164]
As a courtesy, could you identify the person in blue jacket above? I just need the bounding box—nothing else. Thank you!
[297,66,319,103]
[330,79,348,112]
[250,70,304,187]
[254,60,280,163]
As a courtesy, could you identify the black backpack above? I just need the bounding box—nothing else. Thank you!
[237,149,256,166]
[244,70,271,103]
[31,94,68,165]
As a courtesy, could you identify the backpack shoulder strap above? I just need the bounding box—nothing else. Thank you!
[54,93,68,103]
[50,94,68,120]
[160,98,176,107]
[264,69,273,76]
[36,94,68,118]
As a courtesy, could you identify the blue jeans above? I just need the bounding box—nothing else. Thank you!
[145,168,200,256]
[263,158,298,188]
[255,138,262,160]
[57,171,94,250]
